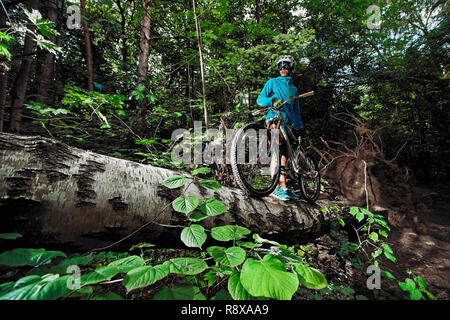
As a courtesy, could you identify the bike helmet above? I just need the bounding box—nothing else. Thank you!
[275,55,296,72]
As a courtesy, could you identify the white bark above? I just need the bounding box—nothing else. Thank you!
[0,133,344,250]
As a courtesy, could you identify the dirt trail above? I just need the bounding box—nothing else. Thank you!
[387,183,450,300]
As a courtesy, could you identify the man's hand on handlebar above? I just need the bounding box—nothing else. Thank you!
[272,98,283,109]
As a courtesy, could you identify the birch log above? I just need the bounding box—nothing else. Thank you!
[0,133,345,250]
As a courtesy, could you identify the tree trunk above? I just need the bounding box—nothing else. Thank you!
[0,12,7,133]
[192,0,208,130]
[137,0,152,87]
[80,0,94,91]
[0,133,345,251]
[8,0,39,133]
[0,67,7,132]
[37,0,58,104]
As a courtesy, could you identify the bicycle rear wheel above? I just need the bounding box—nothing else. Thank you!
[297,152,321,204]
[230,123,281,197]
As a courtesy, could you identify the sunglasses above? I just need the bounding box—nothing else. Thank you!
[277,61,292,71]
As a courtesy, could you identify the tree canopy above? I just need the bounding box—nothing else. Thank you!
[0,0,448,179]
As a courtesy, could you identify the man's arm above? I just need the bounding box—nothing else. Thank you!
[291,95,304,130]
[257,79,274,107]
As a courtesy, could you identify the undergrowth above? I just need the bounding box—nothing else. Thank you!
[0,169,434,300]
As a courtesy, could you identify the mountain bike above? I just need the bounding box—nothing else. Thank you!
[230,91,320,204]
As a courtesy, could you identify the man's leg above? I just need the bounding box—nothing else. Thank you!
[279,155,287,189]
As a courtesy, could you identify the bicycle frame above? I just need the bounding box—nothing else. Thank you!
[254,91,316,178]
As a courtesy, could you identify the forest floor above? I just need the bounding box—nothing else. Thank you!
[386,183,450,300]
[97,182,450,301]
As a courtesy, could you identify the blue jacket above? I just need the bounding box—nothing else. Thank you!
[256,76,304,130]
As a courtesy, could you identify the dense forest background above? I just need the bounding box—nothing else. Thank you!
[0,0,449,302]
[1,0,448,182]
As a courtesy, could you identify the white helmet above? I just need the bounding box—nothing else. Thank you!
[275,55,296,72]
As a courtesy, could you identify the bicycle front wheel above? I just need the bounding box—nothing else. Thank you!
[298,152,321,204]
[230,123,281,197]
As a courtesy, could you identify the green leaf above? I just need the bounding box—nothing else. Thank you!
[337,218,345,227]
[378,229,388,238]
[0,248,66,267]
[371,248,383,259]
[207,246,246,267]
[200,198,227,216]
[381,270,396,279]
[0,274,70,300]
[382,243,394,254]
[356,211,365,222]
[80,265,120,286]
[169,257,207,275]
[384,251,396,263]
[360,208,373,217]
[414,276,428,290]
[211,225,251,242]
[162,175,187,189]
[369,232,379,242]
[172,196,199,214]
[227,270,254,300]
[191,167,211,175]
[153,285,204,300]
[129,243,155,251]
[240,254,299,300]
[108,255,145,273]
[188,211,209,222]
[0,233,22,240]
[349,207,360,216]
[90,292,124,300]
[409,288,423,300]
[180,224,207,248]
[199,178,222,190]
[122,262,170,293]
[0,282,14,296]
[291,263,328,290]
[382,243,395,262]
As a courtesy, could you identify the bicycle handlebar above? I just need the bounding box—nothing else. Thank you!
[252,91,314,116]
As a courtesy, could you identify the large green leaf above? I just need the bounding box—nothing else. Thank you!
[153,285,205,300]
[199,178,222,190]
[240,254,298,300]
[291,263,328,290]
[0,274,70,300]
[172,196,199,214]
[180,224,207,248]
[162,175,187,189]
[210,225,251,242]
[207,246,246,267]
[0,248,66,267]
[108,255,145,273]
[122,262,170,292]
[169,257,207,275]
[80,265,120,286]
[31,255,93,276]
[199,198,227,216]
[227,270,254,300]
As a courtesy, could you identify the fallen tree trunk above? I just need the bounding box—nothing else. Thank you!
[0,133,345,251]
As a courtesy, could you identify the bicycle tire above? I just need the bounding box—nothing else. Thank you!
[230,123,281,197]
[298,152,321,204]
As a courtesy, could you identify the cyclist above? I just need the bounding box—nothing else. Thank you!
[256,55,306,201]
